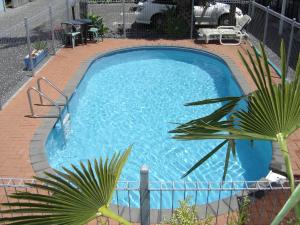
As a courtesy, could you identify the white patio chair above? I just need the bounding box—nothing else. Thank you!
[197,15,252,45]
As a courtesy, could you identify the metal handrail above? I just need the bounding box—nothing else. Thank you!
[37,77,69,113]
[27,87,63,128]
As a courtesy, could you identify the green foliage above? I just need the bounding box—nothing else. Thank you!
[271,183,300,225]
[159,199,213,225]
[198,216,214,225]
[0,147,132,225]
[228,197,250,225]
[160,6,189,38]
[170,41,300,221]
[159,197,252,225]
[87,13,109,35]
[32,40,47,50]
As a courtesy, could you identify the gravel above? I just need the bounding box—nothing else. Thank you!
[0,0,66,108]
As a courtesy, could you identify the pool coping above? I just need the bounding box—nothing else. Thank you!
[29,44,286,222]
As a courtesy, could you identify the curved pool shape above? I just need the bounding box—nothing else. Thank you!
[45,47,272,209]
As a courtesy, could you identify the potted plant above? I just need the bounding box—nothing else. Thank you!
[24,40,48,70]
[87,13,109,37]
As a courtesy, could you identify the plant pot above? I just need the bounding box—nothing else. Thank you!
[24,49,48,71]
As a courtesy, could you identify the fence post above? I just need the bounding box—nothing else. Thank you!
[66,0,70,20]
[2,0,6,12]
[122,0,126,38]
[49,6,56,55]
[286,18,296,80]
[251,0,255,19]
[140,165,150,225]
[24,17,34,76]
[247,0,252,16]
[190,0,194,39]
[263,6,269,45]
[279,0,287,35]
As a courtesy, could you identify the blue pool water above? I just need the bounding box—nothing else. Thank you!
[45,47,272,208]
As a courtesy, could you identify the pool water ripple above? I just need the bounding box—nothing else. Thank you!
[46,48,272,208]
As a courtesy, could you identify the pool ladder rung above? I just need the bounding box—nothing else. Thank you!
[27,77,70,128]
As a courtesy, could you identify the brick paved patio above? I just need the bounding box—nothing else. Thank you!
[0,38,299,179]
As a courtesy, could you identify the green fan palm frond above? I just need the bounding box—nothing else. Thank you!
[271,183,300,225]
[0,147,132,225]
[170,41,300,221]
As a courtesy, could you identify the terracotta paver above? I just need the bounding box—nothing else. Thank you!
[0,38,299,179]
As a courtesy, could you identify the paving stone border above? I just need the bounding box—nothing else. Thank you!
[29,44,285,222]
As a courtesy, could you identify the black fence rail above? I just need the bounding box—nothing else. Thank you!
[79,0,299,72]
[248,1,300,77]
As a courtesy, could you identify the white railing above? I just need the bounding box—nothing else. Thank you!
[0,173,297,225]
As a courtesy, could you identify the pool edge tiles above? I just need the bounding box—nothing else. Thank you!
[29,46,284,217]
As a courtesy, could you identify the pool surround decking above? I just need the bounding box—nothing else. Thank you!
[1,39,299,180]
[29,44,286,178]
[28,43,287,223]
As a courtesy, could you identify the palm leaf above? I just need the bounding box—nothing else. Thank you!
[172,41,300,170]
[184,96,243,106]
[222,142,231,181]
[182,140,228,178]
[171,40,300,221]
[271,184,300,225]
[0,147,132,225]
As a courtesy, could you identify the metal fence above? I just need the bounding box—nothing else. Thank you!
[0,171,298,225]
[1,0,299,109]
[79,0,299,73]
[247,0,300,78]
[78,0,187,39]
[0,0,68,109]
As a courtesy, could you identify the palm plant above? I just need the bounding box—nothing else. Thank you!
[87,13,109,35]
[170,41,300,220]
[271,183,300,224]
[0,147,132,225]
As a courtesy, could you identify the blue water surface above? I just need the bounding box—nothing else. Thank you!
[45,47,272,208]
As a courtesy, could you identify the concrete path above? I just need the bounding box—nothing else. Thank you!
[0,0,63,32]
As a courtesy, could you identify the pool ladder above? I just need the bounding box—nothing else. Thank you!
[27,77,70,128]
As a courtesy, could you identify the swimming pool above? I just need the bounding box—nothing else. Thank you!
[45,47,272,209]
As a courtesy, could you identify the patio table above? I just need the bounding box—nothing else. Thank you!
[66,19,92,44]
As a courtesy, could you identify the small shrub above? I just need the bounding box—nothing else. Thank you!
[159,199,213,225]
[86,13,109,35]
[32,40,47,51]
[228,197,250,225]
[159,6,189,38]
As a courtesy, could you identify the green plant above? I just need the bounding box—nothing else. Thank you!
[87,13,109,35]
[199,216,213,225]
[170,41,300,222]
[32,40,47,51]
[271,183,300,225]
[160,6,189,38]
[159,198,213,225]
[0,147,132,225]
[228,197,250,225]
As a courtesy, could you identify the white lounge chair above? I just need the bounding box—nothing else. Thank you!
[197,15,251,45]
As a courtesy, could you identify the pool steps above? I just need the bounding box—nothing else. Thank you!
[26,77,70,140]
